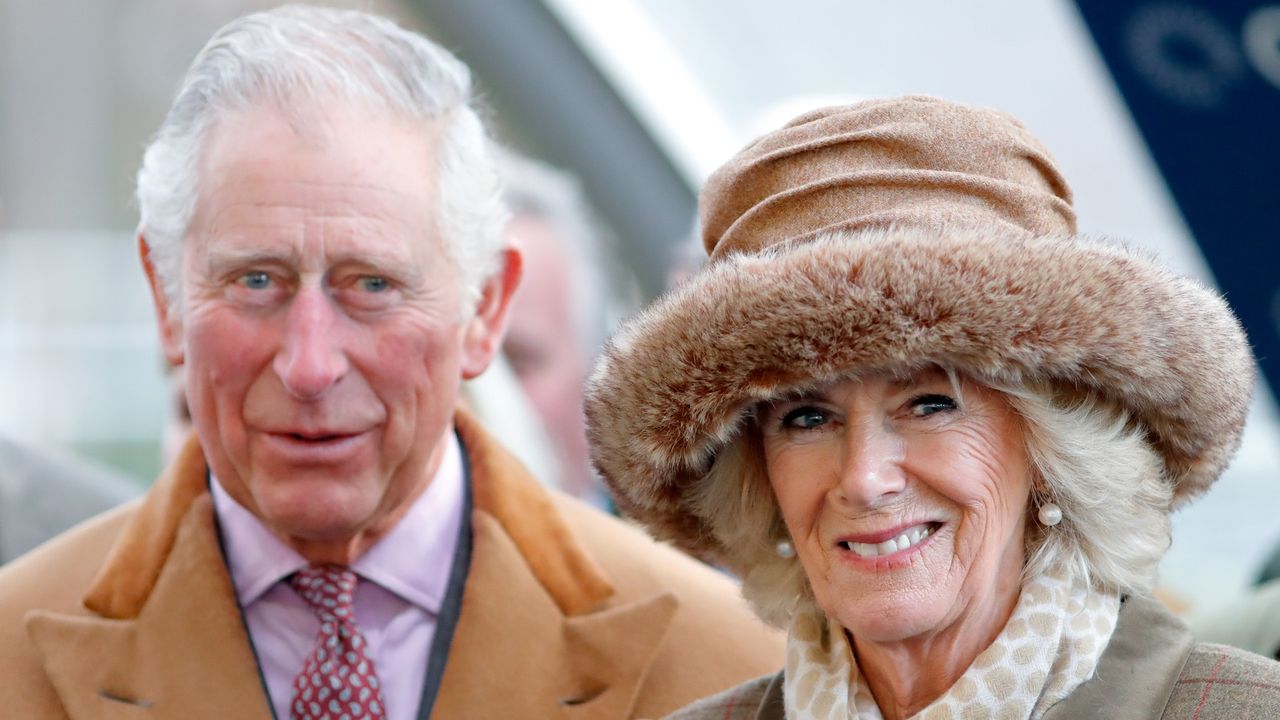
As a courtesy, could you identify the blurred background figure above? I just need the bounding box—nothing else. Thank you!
[462,151,636,508]
[0,436,138,563]
[498,150,620,506]
[1259,542,1280,586]
[0,137,138,564]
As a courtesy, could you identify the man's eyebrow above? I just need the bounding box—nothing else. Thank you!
[203,248,298,273]
[325,250,428,286]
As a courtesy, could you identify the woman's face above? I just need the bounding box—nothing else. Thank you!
[760,370,1032,645]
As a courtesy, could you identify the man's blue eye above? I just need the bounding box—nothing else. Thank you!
[359,276,390,293]
[781,407,828,430]
[239,271,271,290]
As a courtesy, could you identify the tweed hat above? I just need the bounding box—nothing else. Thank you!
[585,95,1253,562]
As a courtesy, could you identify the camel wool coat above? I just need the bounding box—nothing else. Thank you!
[0,411,784,719]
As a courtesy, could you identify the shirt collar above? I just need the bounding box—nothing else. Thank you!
[211,431,466,615]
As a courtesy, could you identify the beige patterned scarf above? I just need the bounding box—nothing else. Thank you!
[783,564,1120,720]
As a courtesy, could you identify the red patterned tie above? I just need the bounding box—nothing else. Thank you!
[289,565,387,720]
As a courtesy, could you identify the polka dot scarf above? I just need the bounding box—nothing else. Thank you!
[783,563,1120,719]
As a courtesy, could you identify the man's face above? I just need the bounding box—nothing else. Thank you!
[145,105,514,556]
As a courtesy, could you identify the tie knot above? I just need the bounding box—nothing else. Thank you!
[289,564,358,620]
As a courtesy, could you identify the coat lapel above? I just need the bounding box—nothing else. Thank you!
[25,437,272,719]
[432,412,681,719]
[1043,594,1193,720]
[25,414,680,720]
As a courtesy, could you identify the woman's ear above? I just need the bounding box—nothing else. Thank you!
[460,245,523,380]
[139,234,185,366]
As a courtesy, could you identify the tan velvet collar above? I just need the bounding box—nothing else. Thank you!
[83,408,614,619]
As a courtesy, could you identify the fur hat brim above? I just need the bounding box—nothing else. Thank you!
[585,227,1253,560]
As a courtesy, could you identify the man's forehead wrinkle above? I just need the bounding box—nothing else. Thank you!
[196,174,427,228]
[196,190,429,244]
[201,196,423,224]
[204,208,302,236]
[203,205,412,236]
[203,176,424,201]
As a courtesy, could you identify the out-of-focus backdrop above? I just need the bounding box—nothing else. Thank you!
[1,0,1277,613]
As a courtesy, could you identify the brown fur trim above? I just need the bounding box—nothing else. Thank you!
[585,227,1253,561]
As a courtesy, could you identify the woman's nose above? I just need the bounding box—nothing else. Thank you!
[273,286,350,400]
[834,422,907,509]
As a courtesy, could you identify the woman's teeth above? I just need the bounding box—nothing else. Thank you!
[841,524,934,558]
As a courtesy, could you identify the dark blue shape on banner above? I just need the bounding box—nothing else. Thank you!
[1073,1,1280,393]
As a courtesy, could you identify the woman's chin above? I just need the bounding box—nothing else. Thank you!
[822,585,956,646]
[844,613,945,646]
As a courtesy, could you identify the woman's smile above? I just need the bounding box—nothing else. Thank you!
[834,520,941,560]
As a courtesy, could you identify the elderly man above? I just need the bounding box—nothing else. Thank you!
[0,7,781,719]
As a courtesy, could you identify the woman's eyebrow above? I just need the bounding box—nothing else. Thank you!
[769,389,827,405]
[890,369,950,391]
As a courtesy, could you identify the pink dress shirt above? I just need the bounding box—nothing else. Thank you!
[211,434,465,720]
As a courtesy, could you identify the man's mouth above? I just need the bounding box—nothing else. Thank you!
[836,522,941,559]
[259,429,371,463]
[284,432,351,442]
[265,429,366,447]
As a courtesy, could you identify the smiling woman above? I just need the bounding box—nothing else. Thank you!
[585,96,1280,719]
[759,374,1033,654]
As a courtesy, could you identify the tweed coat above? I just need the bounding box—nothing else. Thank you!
[665,594,1280,719]
[0,410,783,719]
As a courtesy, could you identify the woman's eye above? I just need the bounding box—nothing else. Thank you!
[780,406,829,430]
[357,276,390,293]
[237,271,272,290]
[909,393,958,417]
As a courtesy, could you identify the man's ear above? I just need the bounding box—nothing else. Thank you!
[139,234,185,366]
[460,245,523,380]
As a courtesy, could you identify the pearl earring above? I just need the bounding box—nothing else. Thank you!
[775,540,795,558]
[1038,503,1063,527]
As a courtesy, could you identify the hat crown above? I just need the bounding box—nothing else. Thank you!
[700,95,1078,259]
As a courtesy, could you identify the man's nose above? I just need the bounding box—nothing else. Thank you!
[834,422,907,509]
[274,286,350,401]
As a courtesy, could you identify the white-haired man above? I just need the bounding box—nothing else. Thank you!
[0,7,781,719]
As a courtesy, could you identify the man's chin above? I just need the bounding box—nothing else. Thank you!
[250,476,385,545]
[266,513,382,561]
